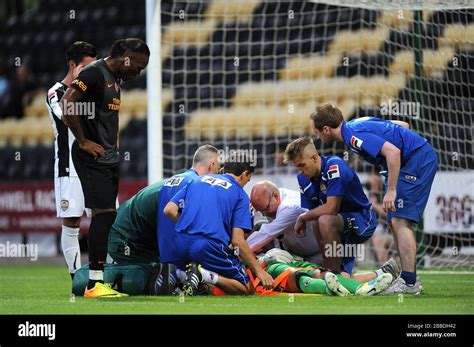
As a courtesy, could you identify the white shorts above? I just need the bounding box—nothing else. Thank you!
[54,176,91,218]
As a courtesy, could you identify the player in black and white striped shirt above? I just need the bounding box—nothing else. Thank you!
[46,41,97,280]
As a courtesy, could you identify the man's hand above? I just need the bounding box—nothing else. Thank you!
[294,215,306,238]
[79,139,106,159]
[256,269,274,289]
[383,189,397,212]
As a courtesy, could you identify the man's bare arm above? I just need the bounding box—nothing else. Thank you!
[294,196,342,236]
[60,87,106,158]
[232,227,273,289]
[299,196,342,222]
[163,201,180,223]
[380,141,401,212]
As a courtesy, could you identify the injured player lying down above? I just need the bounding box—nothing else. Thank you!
[253,248,392,296]
[192,248,392,296]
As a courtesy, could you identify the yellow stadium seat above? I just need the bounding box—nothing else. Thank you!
[390,48,454,78]
[279,53,341,80]
[120,89,148,116]
[25,94,49,118]
[439,24,474,50]
[339,99,357,120]
[8,119,27,146]
[251,106,276,137]
[206,0,260,22]
[425,47,455,78]
[119,113,132,131]
[162,19,217,46]
[329,28,389,55]
[378,10,432,29]
[38,121,55,146]
[0,119,16,146]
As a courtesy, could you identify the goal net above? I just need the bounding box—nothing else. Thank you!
[156,0,474,270]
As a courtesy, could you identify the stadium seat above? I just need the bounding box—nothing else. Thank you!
[0,119,16,147]
[329,27,389,55]
[279,53,341,80]
[120,89,147,116]
[205,0,260,22]
[378,10,432,29]
[438,24,474,50]
[390,48,455,77]
[162,19,218,47]
[25,95,49,118]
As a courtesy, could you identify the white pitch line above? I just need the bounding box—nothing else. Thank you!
[417,271,474,275]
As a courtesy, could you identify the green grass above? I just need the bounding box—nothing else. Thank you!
[0,265,473,314]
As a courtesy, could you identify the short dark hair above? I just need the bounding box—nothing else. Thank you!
[66,41,97,65]
[223,161,255,177]
[110,38,150,58]
[310,104,344,131]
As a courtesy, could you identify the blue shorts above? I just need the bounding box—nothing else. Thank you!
[386,143,438,224]
[339,209,377,274]
[171,233,250,286]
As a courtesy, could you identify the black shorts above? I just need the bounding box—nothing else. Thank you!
[72,143,119,209]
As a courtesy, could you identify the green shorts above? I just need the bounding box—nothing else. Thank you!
[108,232,160,265]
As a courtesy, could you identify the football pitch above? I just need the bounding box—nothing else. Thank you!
[0,265,473,314]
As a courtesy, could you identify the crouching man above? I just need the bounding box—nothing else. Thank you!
[285,137,377,275]
[164,160,274,295]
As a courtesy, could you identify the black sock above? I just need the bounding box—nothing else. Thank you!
[87,279,104,289]
[87,211,117,289]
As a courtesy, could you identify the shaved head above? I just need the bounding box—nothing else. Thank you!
[192,144,220,175]
[284,136,321,180]
[284,136,318,163]
[251,181,281,217]
[301,141,317,159]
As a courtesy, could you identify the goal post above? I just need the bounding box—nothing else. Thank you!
[146,0,163,183]
[150,0,474,270]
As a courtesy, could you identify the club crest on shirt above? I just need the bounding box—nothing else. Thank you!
[60,200,69,211]
[327,165,340,179]
[320,183,327,194]
[350,136,363,150]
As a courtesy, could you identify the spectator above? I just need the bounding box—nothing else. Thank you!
[5,62,39,118]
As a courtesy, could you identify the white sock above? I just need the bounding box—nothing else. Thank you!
[199,267,218,285]
[374,269,384,277]
[89,270,104,281]
[61,225,81,274]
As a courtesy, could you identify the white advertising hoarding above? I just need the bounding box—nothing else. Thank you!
[424,172,474,234]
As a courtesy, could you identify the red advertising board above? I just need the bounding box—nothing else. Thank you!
[0,180,147,233]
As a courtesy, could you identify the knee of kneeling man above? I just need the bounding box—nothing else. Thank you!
[318,214,335,229]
